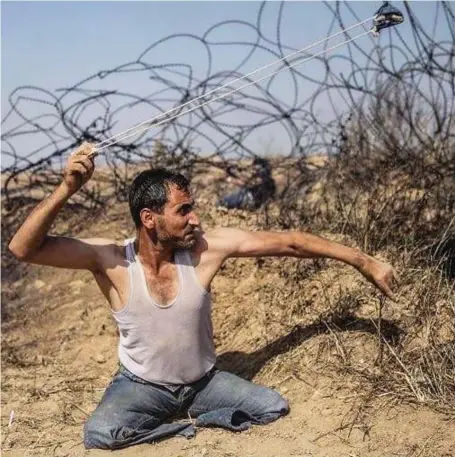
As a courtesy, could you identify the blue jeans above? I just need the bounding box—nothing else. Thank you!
[218,189,256,210]
[84,365,289,450]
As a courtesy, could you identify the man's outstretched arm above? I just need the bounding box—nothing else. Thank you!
[205,228,399,300]
[8,142,110,271]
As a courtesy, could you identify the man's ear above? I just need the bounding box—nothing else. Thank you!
[140,208,156,230]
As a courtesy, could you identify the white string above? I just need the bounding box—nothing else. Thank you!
[95,16,374,151]
[96,30,372,152]
[94,18,375,153]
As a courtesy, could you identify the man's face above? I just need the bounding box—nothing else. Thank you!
[155,185,200,249]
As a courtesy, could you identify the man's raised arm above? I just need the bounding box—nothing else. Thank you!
[8,142,109,271]
[206,227,399,300]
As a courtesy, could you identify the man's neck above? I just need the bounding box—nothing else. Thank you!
[135,230,174,274]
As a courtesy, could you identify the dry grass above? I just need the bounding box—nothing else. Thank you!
[2,150,454,456]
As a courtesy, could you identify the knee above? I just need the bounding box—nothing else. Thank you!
[84,414,154,450]
[83,416,117,450]
[254,393,289,426]
[271,391,290,416]
[256,390,289,422]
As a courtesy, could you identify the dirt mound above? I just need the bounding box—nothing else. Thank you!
[2,172,454,457]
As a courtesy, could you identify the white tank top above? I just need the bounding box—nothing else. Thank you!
[111,239,216,385]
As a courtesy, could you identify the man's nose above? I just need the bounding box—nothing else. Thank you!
[189,211,200,227]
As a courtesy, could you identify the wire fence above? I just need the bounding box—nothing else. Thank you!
[1,1,454,239]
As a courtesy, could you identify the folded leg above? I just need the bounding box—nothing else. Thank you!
[84,371,192,450]
[188,370,289,430]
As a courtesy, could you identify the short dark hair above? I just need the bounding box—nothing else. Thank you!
[128,168,190,227]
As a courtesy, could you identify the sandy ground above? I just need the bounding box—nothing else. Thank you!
[2,185,454,457]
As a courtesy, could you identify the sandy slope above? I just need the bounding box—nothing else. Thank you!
[2,192,454,457]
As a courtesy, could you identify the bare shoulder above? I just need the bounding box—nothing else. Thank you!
[188,228,243,287]
[197,227,245,252]
[193,227,254,259]
[189,227,236,263]
[188,227,293,286]
[193,226,294,259]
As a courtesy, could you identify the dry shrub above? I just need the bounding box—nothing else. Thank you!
[264,75,455,414]
[380,250,455,412]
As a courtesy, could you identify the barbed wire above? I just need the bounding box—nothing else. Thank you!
[1,1,454,207]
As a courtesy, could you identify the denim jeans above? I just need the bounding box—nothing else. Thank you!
[218,188,256,210]
[84,364,289,450]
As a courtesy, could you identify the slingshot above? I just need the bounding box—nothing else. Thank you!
[81,2,404,159]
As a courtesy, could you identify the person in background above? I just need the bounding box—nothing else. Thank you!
[218,157,276,210]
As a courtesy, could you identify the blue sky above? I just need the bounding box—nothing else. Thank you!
[1,1,451,167]
[1,1,365,94]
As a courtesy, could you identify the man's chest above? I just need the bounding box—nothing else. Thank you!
[143,268,179,305]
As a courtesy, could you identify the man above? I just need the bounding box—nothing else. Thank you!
[9,142,398,450]
[218,157,276,210]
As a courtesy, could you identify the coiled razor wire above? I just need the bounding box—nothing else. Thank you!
[94,17,375,153]
[1,1,454,205]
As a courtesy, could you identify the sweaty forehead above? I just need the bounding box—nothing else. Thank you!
[167,184,192,206]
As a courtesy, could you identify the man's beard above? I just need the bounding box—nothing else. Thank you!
[174,237,197,249]
[156,218,196,249]
[158,234,196,249]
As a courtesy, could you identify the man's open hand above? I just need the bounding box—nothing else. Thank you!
[357,256,399,300]
[63,142,96,195]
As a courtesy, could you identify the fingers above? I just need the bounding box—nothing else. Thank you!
[70,163,91,178]
[69,145,95,177]
[380,267,398,300]
[381,282,396,301]
[67,155,95,182]
[63,142,97,192]
[392,268,400,284]
[70,158,94,176]
[364,259,399,302]
[72,155,95,172]
[379,268,397,301]
[71,142,97,158]
[384,267,400,301]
